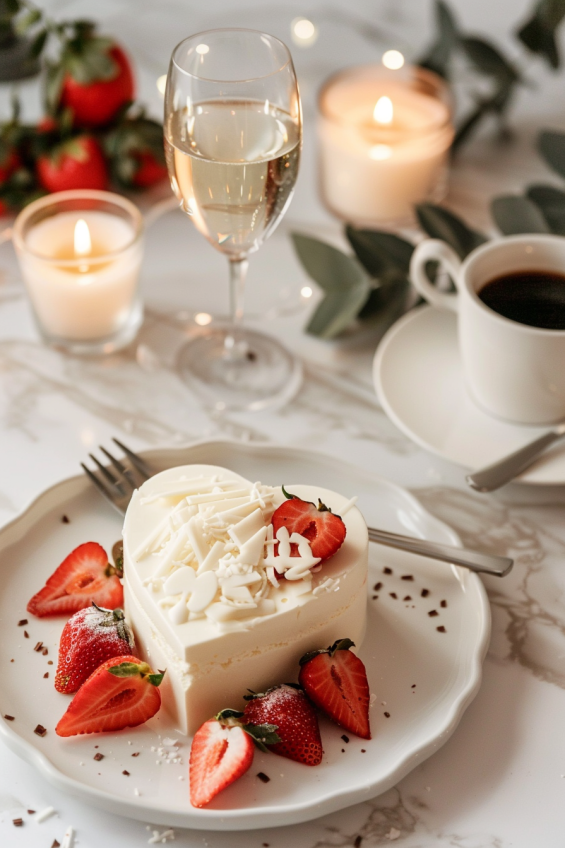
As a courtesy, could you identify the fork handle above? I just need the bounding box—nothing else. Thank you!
[368,528,513,577]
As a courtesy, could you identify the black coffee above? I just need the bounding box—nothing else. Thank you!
[479,270,565,330]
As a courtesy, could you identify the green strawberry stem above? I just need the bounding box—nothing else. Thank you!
[215,708,281,752]
[108,661,165,687]
[299,638,356,666]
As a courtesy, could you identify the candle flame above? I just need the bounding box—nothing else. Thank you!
[74,219,92,258]
[373,96,393,125]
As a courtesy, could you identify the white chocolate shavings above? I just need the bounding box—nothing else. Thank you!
[312,577,340,596]
[134,478,350,627]
[62,826,75,848]
[35,806,56,823]
[148,828,175,844]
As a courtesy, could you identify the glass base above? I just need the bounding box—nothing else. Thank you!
[177,324,302,412]
[39,301,143,356]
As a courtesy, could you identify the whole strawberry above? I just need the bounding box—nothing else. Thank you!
[55,603,135,694]
[37,135,108,192]
[299,639,371,740]
[243,684,323,766]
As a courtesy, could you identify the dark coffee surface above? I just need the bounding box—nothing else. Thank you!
[479,270,565,330]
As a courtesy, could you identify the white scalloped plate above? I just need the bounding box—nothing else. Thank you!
[0,440,489,830]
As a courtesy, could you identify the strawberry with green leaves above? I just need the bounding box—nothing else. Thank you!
[189,709,280,808]
[45,22,134,128]
[27,541,123,617]
[243,684,323,766]
[299,639,371,739]
[56,656,164,736]
[104,110,167,189]
[55,603,135,694]
[36,134,108,192]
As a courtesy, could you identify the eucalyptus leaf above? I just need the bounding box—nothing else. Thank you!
[418,0,459,78]
[526,183,565,233]
[358,278,411,323]
[306,283,371,340]
[538,130,565,178]
[491,195,551,234]
[415,203,487,258]
[460,37,519,83]
[291,233,369,293]
[4,0,21,15]
[345,226,414,277]
[517,0,565,68]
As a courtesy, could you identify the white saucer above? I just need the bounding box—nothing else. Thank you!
[0,440,489,830]
[373,306,565,486]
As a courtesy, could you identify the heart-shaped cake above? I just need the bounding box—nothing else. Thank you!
[123,464,368,734]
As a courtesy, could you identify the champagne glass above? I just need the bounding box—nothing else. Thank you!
[164,28,303,411]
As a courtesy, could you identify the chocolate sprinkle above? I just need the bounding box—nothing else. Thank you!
[341,748,345,752]
[421,589,430,597]
[384,712,390,718]
[361,749,366,753]
[18,619,28,626]
[48,660,53,665]
[401,574,414,581]
[122,770,130,776]
[34,724,47,737]
[131,752,140,757]
[12,818,23,826]
[428,610,439,617]
[52,841,61,848]
[389,592,397,599]
[383,567,392,575]
[42,648,48,656]
[372,595,378,600]
[373,582,382,591]
[437,626,446,633]
[341,734,350,743]
[411,684,416,688]
[43,672,49,679]
[3,714,14,721]
[34,641,43,652]
[440,600,447,608]
[94,753,104,761]
[354,837,363,848]
[403,595,412,601]
[61,515,70,523]
[257,772,270,783]
[27,810,35,815]
[24,630,29,638]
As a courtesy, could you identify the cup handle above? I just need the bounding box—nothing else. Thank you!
[409,239,462,313]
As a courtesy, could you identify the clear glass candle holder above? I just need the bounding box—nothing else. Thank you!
[13,190,144,355]
[317,64,454,226]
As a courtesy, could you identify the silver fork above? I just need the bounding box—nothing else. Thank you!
[82,440,513,577]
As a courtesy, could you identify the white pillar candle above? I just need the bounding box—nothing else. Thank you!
[318,65,454,225]
[13,190,144,353]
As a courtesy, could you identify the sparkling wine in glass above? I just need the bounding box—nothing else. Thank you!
[164,29,302,411]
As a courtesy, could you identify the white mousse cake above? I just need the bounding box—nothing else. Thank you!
[122,464,368,735]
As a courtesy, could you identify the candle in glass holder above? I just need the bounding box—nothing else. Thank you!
[318,63,454,225]
[13,190,144,354]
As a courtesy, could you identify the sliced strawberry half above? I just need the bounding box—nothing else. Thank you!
[299,638,371,740]
[243,684,323,766]
[272,489,346,562]
[27,542,123,617]
[189,709,280,807]
[56,655,164,737]
[55,604,135,694]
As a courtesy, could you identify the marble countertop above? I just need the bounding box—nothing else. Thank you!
[1,0,565,845]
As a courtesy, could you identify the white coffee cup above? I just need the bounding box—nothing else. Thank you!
[409,234,565,425]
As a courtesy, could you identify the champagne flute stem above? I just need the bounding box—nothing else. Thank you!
[229,256,248,326]
[224,257,249,358]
